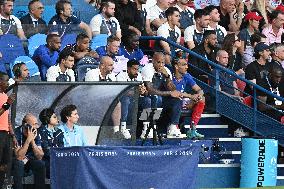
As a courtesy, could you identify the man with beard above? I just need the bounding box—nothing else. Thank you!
[188,30,218,83]
[257,66,284,122]
[90,0,121,39]
[0,0,26,39]
[32,34,61,81]
[205,5,227,48]
[184,9,210,50]
[48,0,92,38]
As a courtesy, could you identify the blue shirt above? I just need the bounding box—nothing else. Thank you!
[172,73,196,92]
[58,124,87,147]
[48,15,81,37]
[96,46,122,60]
[15,126,42,160]
[32,45,59,81]
[120,46,144,61]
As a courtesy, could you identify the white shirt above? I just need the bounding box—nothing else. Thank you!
[184,24,204,42]
[141,63,172,82]
[85,68,116,81]
[207,24,227,38]
[145,0,157,9]
[46,65,75,82]
[116,71,143,82]
[174,4,195,19]
[157,22,181,43]
[147,4,166,23]
[89,14,121,36]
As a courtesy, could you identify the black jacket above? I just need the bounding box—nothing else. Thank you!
[20,14,48,38]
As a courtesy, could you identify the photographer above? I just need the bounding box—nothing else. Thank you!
[13,113,46,189]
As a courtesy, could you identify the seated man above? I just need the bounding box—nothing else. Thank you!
[170,58,205,139]
[38,108,64,179]
[258,66,284,122]
[20,0,47,38]
[9,63,30,85]
[48,0,92,38]
[64,33,98,66]
[32,34,61,81]
[46,47,75,81]
[141,52,182,137]
[58,104,87,147]
[120,32,144,62]
[13,113,45,189]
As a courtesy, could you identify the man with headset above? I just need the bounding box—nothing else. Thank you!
[13,113,46,189]
[8,63,30,85]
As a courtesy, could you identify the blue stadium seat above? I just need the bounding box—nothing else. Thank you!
[75,59,99,81]
[11,56,40,78]
[0,34,26,75]
[28,34,47,57]
[60,33,77,51]
[91,34,108,50]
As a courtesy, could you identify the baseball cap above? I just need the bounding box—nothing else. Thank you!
[276,5,284,13]
[244,12,263,21]
[254,42,270,54]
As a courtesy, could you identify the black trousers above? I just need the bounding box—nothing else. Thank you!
[0,131,13,188]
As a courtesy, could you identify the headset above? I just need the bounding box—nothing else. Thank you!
[13,63,25,78]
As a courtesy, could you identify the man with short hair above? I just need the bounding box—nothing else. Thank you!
[13,113,45,189]
[48,0,92,38]
[90,0,121,39]
[46,47,75,81]
[174,0,195,31]
[58,104,87,147]
[156,6,181,64]
[184,9,210,49]
[205,5,227,48]
[32,34,61,81]
[188,30,218,83]
[121,32,144,61]
[20,0,47,38]
[262,10,284,45]
[0,0,26,39]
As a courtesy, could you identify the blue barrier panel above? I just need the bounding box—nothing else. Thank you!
[240,138,278,188]
[51,145,200,189]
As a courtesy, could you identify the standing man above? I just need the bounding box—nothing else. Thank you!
[0,0,26,39]
[58,104,87,147]
[32,34,61,81]
[20,0,47,38]
[48,0,92,38]
[89,0,121,39]
[0,72,16,188]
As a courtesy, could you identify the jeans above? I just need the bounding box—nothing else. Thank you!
[13,159,46,189]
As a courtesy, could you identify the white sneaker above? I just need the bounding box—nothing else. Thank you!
[121,128,131,139]
[167,125,181,137]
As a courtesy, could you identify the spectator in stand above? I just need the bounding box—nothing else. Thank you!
[115,0,143,36]
[0,0,26,39]
[211,50,243,101]
[174,0,195,32]
[46,47,75,81]
[268,43,284,96]
[134,0,147,36]
[239,12,262,55]
[63,33,99,66]
[141,52,182,136]
[243,32,267,68]
[188,30,218,83]
[49,0,92,38]
[13,113,45,189]
[38,108,64,179]
[184,9,210,50]
[121,32,144,61]
[218,0,243,32]
[257,66,284,122]
[58,104,87,146]
[32,34,61,81]
[145,0,171,35]
[205,5,227,48]
[244,42,271,96]
[90,0,121,39]
[222,33,245,77]
[20,0,47,39]
[171,58,205,139]
[262,10,284,45]
[251,0,269,31]
[156,6,181,65]
[8,63,30,85]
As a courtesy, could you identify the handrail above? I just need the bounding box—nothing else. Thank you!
[140,36,284,102]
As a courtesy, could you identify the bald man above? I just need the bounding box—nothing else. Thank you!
[13,113,46,189]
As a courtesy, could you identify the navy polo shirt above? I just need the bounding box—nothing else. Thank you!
[96,46,122,60]
[48,15,81,37]
[172,73,196,92]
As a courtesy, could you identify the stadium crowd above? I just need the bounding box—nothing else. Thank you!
[0,0,283,188]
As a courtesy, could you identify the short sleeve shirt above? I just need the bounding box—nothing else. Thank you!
[57,124,87,147]
[90,14,121,36]
[0,15,22,35]
[172,73,196,92]
[48,15,81,37]
[174,5,195,29]
[85,68,116,81]
[0,93,9,131]
[184,25,204,46]
[46,65,75,82]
